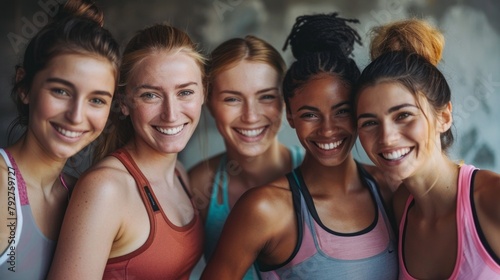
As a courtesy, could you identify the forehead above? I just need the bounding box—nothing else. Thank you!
[128,51,202,86]
[213,61,279,90]
[38,53,116,88]
[358,82,418,108]
[292,75,350,104]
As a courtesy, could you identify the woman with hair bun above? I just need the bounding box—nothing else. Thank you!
[355,19,500,279]
[369,18,445,65]
[202,13,398,280]
[0,0,119,279]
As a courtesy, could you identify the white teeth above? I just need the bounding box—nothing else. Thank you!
[236,128,265,137]
[382,148,411,160]
[316,140,343,150]
[57,127,83,138]
[156,124,184,135]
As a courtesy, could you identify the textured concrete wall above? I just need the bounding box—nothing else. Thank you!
[1,0,499,173]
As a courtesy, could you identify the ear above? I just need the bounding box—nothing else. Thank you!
[120,95,130,116]
[286,109,295,129]
[436,101,453,133]
[15,67,29,104]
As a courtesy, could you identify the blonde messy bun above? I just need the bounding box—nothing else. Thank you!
[370,18,444,66]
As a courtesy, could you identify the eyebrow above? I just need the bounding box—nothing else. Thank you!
[133,82,199,92]
[297,101,350,112]
[219,87,279,95]
[357,103,418,120]
[46,77,113,98]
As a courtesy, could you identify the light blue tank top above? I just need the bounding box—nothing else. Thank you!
[204,146,304,280]
[0,149,59,279]
[258,162,398,279]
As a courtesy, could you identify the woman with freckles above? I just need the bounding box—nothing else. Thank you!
[0,0,119,279]
[49,24,205,279]
[189,35,303,279]
[202,13,397,280]
[354,19,500,279]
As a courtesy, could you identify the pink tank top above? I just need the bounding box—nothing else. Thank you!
[103,149,203,280]
[398,164,500,279]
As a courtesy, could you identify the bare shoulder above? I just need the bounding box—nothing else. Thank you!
[234,176,293,222]
[188,154,224,215]
[71,156,136,205]
[188,154,223,186]
[473,169,500,222]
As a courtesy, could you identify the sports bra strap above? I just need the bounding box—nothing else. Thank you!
[110,149,159,214]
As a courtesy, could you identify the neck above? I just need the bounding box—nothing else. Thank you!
[8,134,67,190]
[402,154,460,219]
[299,153,360,194]
[225,139,289,188]
[124,139,178,184]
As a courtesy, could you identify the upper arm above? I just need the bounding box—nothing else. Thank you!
[202,186,288,280]
[48,166,127,280]
[473,170,500,256]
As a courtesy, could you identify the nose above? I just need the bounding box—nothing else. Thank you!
[65,99,84,124]
[379,122,399,145]
[318,117,336,137]
[160,96,178,122]
[241,100,260,123]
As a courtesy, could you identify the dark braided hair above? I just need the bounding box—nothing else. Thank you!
[282,13,362,111]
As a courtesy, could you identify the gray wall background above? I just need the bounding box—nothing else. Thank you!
[1,0,499,173]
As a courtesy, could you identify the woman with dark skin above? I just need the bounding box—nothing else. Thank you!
[202,13,397,280]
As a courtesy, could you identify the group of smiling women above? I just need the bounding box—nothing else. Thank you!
[1,0,499,279]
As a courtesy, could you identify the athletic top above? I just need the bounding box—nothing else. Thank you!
[204,145,304,280]
[258,162,398,280]
[399,164,500,279]
[0,148,69,280]
[103,149,203,280]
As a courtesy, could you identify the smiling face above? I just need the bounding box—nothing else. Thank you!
[24,53,115,160]
[209,60,283,157]
[287,75,355,167]
[356,82,443,181]
[122,51,204,154]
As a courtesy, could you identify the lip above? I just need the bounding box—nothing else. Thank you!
[233,126,268,142]
[155,123,185,136]
[51,123,86,142]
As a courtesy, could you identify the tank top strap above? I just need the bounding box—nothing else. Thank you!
[110,149,160,213]
[0,148,24,265]
[355,161,396,239]
[210,154,229,207]
[258,168,305,272]
[457,164,477,211]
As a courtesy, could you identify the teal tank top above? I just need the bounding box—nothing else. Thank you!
[204,146,304,280]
